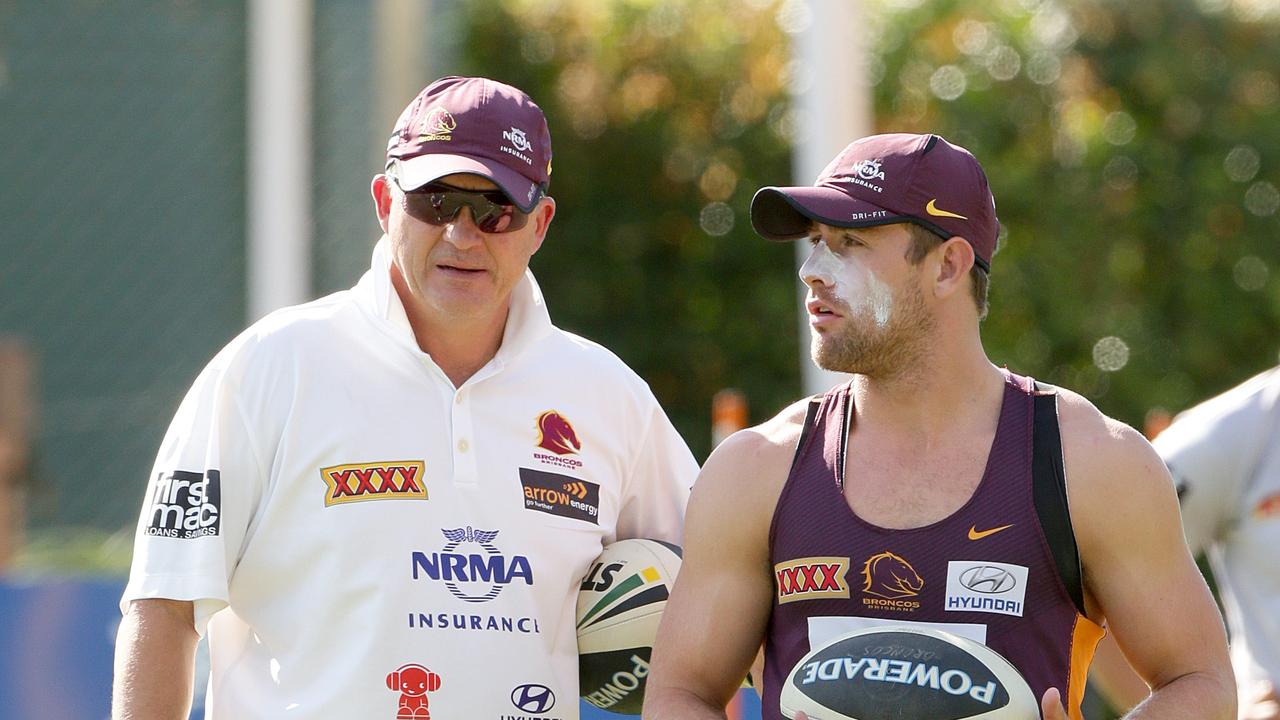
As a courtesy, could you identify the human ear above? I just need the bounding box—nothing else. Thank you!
[371,175,394,233]
[933,236,975,299]
[528,196,556,254]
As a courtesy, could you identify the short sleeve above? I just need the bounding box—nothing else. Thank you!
[120,350,266,635]
[615,399,698,546]
[1153,372,1278,553]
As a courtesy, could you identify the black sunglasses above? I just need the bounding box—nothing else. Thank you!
[390,176,531,234]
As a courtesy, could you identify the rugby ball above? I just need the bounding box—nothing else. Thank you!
[779,625,1039,720]
[576,538,682,714]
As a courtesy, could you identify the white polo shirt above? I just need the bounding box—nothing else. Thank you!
[122,237,698,719]
[1153,367,1280,698]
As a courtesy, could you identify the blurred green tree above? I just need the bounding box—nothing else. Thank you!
[455,0,1280,459]
[457,0,800,458]
[456,4,1275,718]
[868,0,1280,426]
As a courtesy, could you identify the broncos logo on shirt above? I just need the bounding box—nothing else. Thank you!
[861,551,924,599]
[536,411,581,456]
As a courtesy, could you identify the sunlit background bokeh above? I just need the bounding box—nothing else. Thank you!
[0,1,1277,717]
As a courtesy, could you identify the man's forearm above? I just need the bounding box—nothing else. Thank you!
[112,599,199,720]
[1123,671,1236,720]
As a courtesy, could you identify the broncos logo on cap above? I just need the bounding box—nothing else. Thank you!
[536,411,581,456]
[417,107,457,141]
[862,550,924,599]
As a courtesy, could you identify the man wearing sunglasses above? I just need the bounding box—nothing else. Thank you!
[113,76,697,719]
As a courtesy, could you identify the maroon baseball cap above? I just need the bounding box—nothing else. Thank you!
[750,133,999,270]
[385,76,552,213]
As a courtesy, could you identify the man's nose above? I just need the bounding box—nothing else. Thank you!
[799,245,834,289]
[441,207,485,249]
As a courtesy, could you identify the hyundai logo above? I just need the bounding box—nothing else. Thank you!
[512,683,556,713]
[959,566,1017,594]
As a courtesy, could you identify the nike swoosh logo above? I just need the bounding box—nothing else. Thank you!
[968,523,1014,540]
[926,199,968,220]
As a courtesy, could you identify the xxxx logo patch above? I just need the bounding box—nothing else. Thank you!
[775,556,851,604]
[320,461,426,507]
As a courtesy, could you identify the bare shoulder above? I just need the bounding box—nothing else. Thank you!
[692,396,813,518]
[1053,385,1169,498]
[1052,385,1184,596]
[704,396,811,478]
[1047,392,1235,713]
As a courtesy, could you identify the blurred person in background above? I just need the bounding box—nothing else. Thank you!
[1092,366,1280,720]
[111,76,696,719]
[643,133,1235,720]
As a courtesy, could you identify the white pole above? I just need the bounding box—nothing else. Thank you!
[374,0,431,167]
[791,0,873,395]
[373,0,432,163]
[247,0,313,321]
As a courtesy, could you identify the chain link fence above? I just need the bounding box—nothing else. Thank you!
[0,0,462,568]
[0,1,249,553]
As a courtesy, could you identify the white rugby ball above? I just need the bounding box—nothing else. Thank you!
[780,625,1039,720]
[576,538,682,714]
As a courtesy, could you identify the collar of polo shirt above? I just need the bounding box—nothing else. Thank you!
[359,236,555,370]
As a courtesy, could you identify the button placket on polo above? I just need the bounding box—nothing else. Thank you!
[451,386,478,486]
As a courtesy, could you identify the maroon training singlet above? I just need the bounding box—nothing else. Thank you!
[763,371,1103,720]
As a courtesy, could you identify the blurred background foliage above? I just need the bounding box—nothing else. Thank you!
[3,0,1278,566]
[452,0,1280,460]
[457,0,802,459]
[869,0,1280,429]
[3,1,1274,716]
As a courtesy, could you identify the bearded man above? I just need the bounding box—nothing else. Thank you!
[642,133,1235,720]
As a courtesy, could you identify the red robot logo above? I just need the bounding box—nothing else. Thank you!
[386,664,441,719]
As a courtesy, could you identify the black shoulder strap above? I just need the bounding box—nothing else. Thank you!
[790,396,824,471]
[1032,383,1087,616]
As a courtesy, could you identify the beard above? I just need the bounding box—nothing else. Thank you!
[811,280,933,379]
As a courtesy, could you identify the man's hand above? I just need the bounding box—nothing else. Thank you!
[1041,687,1068,719]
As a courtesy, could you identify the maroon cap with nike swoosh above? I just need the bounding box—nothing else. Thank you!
[750,133,1000,270]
